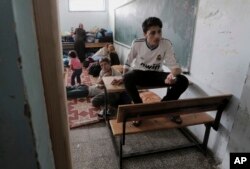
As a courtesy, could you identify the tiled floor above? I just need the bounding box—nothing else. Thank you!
[70,122,219,169]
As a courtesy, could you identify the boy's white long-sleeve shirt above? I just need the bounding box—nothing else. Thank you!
[124,38,180,71]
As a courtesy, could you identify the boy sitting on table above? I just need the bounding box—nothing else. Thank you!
[112,17,189,126]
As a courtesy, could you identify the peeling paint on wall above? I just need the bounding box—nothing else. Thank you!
[205,9,219,19]
[17,57,22,69]
[24,102,41,169]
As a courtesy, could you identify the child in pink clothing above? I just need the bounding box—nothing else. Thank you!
[68,50,82,86]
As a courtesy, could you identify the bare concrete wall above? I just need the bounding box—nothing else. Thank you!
[222,63,250,169]
[228,64,250,152]
[189,2,250,168]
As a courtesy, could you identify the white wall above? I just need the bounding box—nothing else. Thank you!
[191,0,250,97]
[187,1,250,168]
[108,0,250,168]
[58,0,109,32]
[222,63,250,169]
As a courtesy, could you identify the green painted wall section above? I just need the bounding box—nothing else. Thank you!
[0,0,37,168]
[0,0,55,169]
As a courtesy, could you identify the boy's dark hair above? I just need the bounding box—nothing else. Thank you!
[142,17,162,33]
[68,50,77,58]
[99,57,111,64]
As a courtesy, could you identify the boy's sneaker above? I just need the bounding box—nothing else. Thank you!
[132,120,142,127]
[98,109,104,117]
[107,107,116,116]
[97,108,115,118]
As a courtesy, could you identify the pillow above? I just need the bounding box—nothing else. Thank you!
[139,91,161,103]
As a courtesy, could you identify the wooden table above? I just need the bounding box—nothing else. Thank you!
[102,75,163,116]
[62,42,108,50]
[102,76,125,93]
[102,76,125,120]
[102,76,175,120]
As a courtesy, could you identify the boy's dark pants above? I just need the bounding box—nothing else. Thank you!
[123,70,189,103]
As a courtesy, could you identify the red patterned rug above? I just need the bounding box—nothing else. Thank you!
[65,68,100,129]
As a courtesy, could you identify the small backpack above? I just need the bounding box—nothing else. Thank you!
[109,53,120,65]
[66,84,89,99]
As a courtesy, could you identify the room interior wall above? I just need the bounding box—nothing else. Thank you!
[189,2,250,168]
[108,0,250,168]
[223,63,250,169]
[58,0,109,33]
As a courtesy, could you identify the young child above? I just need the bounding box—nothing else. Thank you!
[68,50,82,86]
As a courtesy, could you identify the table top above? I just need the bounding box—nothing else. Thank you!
[102,76,125,93]
[102,75,170,93]
[85,42,107,48]
[62,42,108,49]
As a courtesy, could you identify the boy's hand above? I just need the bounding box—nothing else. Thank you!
[165,73,176,85]
[111,78,123,85]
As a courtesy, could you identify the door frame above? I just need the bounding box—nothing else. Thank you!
[32,0,72,169]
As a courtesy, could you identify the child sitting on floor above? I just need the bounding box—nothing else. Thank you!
[68,50,82,86]
[107,44,120,65]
